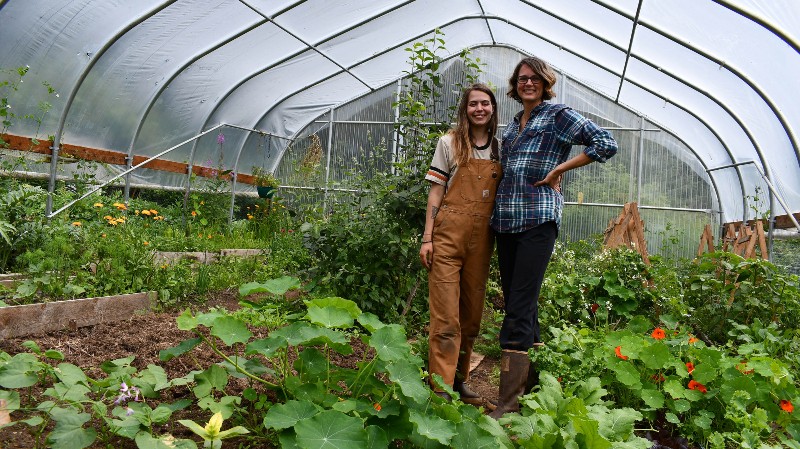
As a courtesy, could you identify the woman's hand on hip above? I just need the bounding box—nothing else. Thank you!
[534,171,563,192]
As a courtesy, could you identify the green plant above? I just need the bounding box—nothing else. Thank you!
[251,166,278,188]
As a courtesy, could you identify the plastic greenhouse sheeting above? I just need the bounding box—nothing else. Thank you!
[0,0,798,227]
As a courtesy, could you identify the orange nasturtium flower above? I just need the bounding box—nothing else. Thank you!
[191,210,197,217]
[685,362,695,374]
[688,336,699,344]
[373,403,382,412]
[688,380,707,393]
[780,400,794,413]
[651,328,666,340]
[615,346,629,360]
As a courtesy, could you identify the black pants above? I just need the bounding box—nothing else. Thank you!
[496,221,557,351]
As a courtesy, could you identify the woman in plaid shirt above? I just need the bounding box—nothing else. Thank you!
[489,57,618,418]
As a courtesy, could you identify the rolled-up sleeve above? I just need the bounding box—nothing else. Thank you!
[558,109,618,163]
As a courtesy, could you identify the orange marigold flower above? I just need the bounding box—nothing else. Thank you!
[141,210,151,216]
[780,400,794,413]
[149,209,158,215]
[373,403,382,411]
[93,202,104,208]
[686,362,695,374]
[651,328,666,340]
[688,337,699,344]
[191,211,197,217]
[72,221,81,226]
[143,241,149,246]
[615,346,629,360]
[101,233,107,238]
[688,380,707,393]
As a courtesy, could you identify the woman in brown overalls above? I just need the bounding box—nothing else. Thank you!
[419,83,501,404]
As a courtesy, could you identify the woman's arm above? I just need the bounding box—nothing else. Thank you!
[420,182,446,269]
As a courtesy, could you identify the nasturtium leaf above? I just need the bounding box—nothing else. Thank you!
[270,322,351,353]
[693,414,712,429]
[640,388,665,409]
[672,399,691,412]
[720,375,757,405]
[210,316,252,346]
[639,342,671,370]
[159,337,203,362]
[264,400,320,430]
[365,424,389,449]
[409,409,457,445]
[611,361,642,390]
[244,275,301,296]
[386,362,429,403]
[306,301,356,328]
[368,325,409,362]
[294,409,369,449]
[306,297,361,319]
[665,412,680,424]
[176,309,198,331]
[663,379,685,399]
[357,312,385,332]
[196,311,225,328]
[688,363,717,385]
[245,335,288,358]
[295,348,329,381]
[47,407,97,449]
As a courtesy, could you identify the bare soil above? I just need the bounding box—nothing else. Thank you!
[0,289,500,448]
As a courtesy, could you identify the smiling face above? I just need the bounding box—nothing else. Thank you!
[515,63,544,108]
[466,89,494,129]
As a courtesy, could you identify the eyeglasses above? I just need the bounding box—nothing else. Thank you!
[517,75,543,85]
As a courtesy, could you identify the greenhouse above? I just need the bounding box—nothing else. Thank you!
[1,1,800,448]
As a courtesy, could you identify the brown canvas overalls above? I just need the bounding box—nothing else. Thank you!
[428,150,501,389]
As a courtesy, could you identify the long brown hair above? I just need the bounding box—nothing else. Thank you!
[506,56,557,103]
[449,83,498,167]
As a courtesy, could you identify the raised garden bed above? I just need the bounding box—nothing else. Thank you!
[0,291,155,338]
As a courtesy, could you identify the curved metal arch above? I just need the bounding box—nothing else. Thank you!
[475,0,496,45]
[712,0,800,53]
[590,0,800,167]
[265,41,726,220]
[201,0,416,177]
[123,17,269,201]
[615,0,644,102]
[250,15,741,211]
[46,0,179,216]
[519,1,771,220]
[238,0,374,92]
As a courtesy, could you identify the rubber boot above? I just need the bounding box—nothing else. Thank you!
[489,350,530,419]
[453,380,482,406]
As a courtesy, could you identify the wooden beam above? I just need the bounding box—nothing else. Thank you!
[1,133,259,185]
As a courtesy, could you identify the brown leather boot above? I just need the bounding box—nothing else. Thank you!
[489,350,530,419]
[453,380,482,406]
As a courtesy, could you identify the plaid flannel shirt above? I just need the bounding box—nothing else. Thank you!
[491,102,618,233]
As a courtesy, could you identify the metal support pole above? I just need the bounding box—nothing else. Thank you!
[322,108,335,214]
[636,115,645,205]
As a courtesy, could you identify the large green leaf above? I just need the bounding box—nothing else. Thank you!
[159,337,203,362]
[239,276,301,296]
[610,361,641,390]
[639,388,665,409]
[176,308,198,331]
[270,322,351,354]
[294,409,369,449]
[264,400,320,431]
[690,362,718,385]
[295,348,329,381]
[639,342,671,370]
[368,325,409,362]
[47,407,97,449]
[450,419,497,449]
[306,297,361,319]
[193,365,228,398]
[0,354,40,388]
[409,409,456,445]
[306,306,354,329]
[356,313,386,332]
[385,362,429,403]
[211,316,252,346]
[365,424,389,449]
[592,407,642,441]
[134,432,198,449]
[245,335,288,358]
